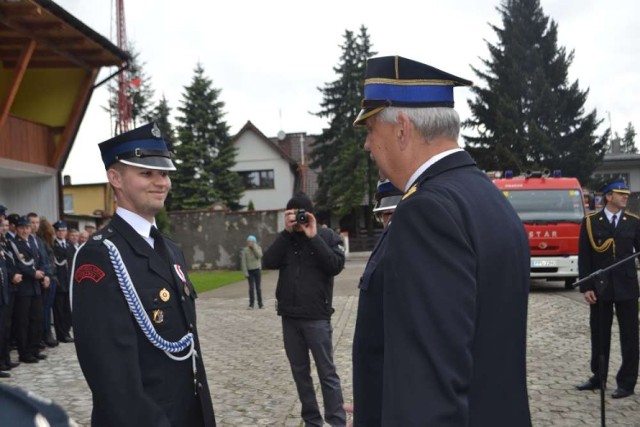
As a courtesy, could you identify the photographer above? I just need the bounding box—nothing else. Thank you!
[263,192,346,427]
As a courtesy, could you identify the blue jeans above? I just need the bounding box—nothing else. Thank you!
[282,317,346,426]
[247,269,262,308]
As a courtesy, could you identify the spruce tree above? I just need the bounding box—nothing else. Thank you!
[172,63,242,211]
[311,26,376,230]
[464,0,608,184]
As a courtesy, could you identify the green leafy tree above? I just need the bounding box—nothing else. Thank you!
[311,26,376,234]
[104,45,155,133]
[464,0,608,184]
[172,63,242,211]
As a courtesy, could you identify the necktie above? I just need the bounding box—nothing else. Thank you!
[611,214,617,228]
[150,226,170,263]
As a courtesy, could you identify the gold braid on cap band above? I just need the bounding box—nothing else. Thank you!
[586,215,615,256]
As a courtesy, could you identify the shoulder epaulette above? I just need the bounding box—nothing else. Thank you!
[586,211,598,218]
[624,211,640,219]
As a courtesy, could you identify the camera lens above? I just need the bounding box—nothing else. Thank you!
[296,209,307,224]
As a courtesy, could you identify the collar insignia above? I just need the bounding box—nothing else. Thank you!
[401,184,417,201]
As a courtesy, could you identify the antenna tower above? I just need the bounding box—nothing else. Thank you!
[116,0,132,133]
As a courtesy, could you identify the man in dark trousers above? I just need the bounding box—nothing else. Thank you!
[52,220,73,343]
[263,192,347,427]
[576,180,640,399]
[351,56,531,426]
[7,216,48,364]
[71,123,216,427]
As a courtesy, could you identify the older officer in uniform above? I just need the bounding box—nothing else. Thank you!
[71,123,216,427]
[351,56,531,426]
[575,180,640,399]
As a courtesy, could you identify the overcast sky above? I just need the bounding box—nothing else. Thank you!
[58,0,640,184]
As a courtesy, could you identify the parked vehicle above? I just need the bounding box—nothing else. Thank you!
[493,170,586,289]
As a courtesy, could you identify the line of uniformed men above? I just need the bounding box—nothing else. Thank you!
[0,207,78,378]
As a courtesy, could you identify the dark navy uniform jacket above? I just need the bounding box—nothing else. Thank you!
[72,214,215,427]
[53,240,72,293]
[578,209,640,301]
[353,151,531,426]
[8,237,43,297]
[0,247,8,307]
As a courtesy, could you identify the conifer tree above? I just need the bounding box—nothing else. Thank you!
[145,95,177,210]
[622,122,637,153]
[172,63,242,211]
[311,26,376,228]
[464,0,608,184]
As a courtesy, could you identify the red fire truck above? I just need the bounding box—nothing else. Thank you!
[493,170,586,289]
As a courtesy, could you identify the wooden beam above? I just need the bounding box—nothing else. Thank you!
[0,14,92,70]
[52,68,98,170]
[0,39,35,131]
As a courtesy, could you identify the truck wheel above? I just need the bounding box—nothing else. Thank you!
[564,278,576,290]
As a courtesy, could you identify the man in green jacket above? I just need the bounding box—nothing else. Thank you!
[240,235,263,309]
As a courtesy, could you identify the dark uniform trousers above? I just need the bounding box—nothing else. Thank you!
[9,237,44,360]
[72,214,215,427]
[0,249,10,367]
[579,210,640,390]
[0,238,17,366]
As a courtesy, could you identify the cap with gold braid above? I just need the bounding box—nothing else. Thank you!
[600,180,630,195]
[354,55,472,126]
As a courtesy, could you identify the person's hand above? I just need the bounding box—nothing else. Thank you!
[34,270,45,280]
[42,275,50,288]
[343,403,354,427]
[284,209,298,233]
[298,211,318,239]
[12,273,22,284]
[584,290,597,304]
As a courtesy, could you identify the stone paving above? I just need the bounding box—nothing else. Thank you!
[3,255,640,426]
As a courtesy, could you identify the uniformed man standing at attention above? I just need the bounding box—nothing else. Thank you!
[71,123,216,427]
[351,56,531,426]
[575,180,640,399]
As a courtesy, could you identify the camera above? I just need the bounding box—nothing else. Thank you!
[296,209,308,224]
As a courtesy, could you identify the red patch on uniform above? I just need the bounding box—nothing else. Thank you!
[75,264,106,283]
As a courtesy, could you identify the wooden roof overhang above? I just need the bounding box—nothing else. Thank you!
[0,0,129,171]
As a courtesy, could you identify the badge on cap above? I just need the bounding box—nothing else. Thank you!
[152,309,164,324]
[152,122,162,138]
[159,288,170,302]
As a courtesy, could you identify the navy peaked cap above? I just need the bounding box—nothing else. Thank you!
[53,220,68,230]
[354,55,472,126]
[373,179,403,213]
[98,122,176,171]
[600,180,630,195]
